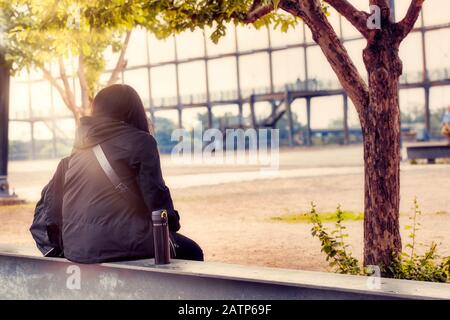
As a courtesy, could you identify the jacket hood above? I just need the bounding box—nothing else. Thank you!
[74,116,136,149]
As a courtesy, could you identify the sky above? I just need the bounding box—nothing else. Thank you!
[8,0,450,141]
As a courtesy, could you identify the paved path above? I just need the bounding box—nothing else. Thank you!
[7,145,449,201]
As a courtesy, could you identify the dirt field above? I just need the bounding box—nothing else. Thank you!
[1,145,449,272]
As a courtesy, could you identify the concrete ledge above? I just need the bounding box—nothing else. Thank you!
[0,247,449,299]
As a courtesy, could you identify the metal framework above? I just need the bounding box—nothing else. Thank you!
[7,12,450,159]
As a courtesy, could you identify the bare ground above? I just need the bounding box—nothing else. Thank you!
[1,164,449,272]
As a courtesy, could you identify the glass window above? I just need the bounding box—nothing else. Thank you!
[310,96,343,129]
[254,101,272,122]
[178,61,206,98]
[150,65,177,104]
[30,81,52,117]
[212,104,240,129]
[272,48,304,89]
[429,85,450,137]
[239,53,270,93]
[148,34,175,64]
[126,27,149,67]
[9,121,31,142]
[430,85,450,113]
[212,104,239,117]
[182,107,208,130]
[123,68,150,107]
[207,57,238,96]
[9,80,29,119]
[56,119,76,140]
[34,121,53,140]
[291,98,307,127]
[175,30,205,60]
[237,25,269,51]
[399,88,425,121]
[399,32,423,79]
[425,29,450,75]
[423,1,450,26]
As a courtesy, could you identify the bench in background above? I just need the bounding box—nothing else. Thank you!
[406,142,450,164]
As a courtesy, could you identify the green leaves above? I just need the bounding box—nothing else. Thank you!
[388,198,449,282]
[309,203,361,275]
[309,198,449,282]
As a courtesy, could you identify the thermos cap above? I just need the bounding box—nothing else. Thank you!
[152,209,168,222]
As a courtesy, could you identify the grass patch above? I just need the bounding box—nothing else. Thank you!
[0,203,35,210]
[271,210,364,223]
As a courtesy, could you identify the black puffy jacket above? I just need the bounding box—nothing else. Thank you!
[32,116,180,263]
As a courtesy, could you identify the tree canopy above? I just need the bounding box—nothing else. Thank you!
[0,0,298,121]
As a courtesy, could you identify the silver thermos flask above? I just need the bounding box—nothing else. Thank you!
[152,209,171,265]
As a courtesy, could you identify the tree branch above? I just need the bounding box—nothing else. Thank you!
[42,67,78,120]
[279,0,369,124]
[323,0,370,38]
[243,0,370,123]
[77,55,90,113]
[107,31,131,86]
[58,57,77,112]
[245,0,274,23]
[396,0,425,41]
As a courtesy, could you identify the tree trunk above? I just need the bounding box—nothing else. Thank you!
[255,0,424,274]
[362,31,403,270]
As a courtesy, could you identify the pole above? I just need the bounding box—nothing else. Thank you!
[0,52,10,196]
[285,90,294,146]
[306,97,312,146]
[343,94,349,145]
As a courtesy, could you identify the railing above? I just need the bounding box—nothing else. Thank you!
[9,67,450,121]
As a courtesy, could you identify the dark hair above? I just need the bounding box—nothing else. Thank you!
[92,84,150,133]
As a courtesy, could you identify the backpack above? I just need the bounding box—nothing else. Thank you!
[30,157,70,257]
[29,145,144,257]
[30,144,180,257]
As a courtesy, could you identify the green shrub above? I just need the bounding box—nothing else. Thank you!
[387,198,450,282]
[309,203,361,275]
[309,199,449,282]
